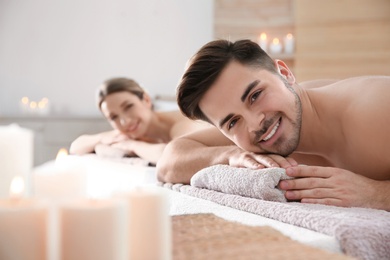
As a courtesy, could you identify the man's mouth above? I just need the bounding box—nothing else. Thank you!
[261,119,280,142]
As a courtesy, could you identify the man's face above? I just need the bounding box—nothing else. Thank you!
[198,61,302,156]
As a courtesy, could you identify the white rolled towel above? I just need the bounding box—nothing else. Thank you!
[190,164,293,202]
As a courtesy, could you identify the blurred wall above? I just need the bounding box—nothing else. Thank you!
[0,0,213,117]
[214,0,390,81]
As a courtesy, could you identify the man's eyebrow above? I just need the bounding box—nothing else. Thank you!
[219,113,234,129]
[240,80,260,102]
[218,80,260,129]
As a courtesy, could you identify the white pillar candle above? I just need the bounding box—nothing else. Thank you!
[269,38,282,54]
[59,199,127,260]
[32,150,87,201]
[118,187,171,260]
[0,177,48,260]
[0,124,33,198]
[257,32,268,52]
[32,160,87,201]
[284,33,295,54]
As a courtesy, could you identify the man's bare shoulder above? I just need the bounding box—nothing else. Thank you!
[300,79,339,89]
[301,76,390,91]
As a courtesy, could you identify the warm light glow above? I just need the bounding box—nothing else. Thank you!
[56,148,69,161]
[272,38,280,44]
[38,101,46,109]
[30,101,37,109]
[21,97,29,104]
[260,33,267,40]
[286,33,293,39]
[40,97,49,104]
[10,176,25,198]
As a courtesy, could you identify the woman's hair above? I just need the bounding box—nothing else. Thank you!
[177,39,278,123]
[97,77,145,109]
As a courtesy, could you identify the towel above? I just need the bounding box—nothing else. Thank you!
[162,165,390,260]
[190,164,292,202]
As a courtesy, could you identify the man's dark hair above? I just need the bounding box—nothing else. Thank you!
[177,39,277,123]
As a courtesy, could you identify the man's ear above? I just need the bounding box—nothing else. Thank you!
[274,59,296,85]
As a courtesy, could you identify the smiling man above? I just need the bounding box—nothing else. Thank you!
[157,39,390,210]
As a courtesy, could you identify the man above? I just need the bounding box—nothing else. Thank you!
[157,39,390,210]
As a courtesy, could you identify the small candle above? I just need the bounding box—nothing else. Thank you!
[0,176,48,260]
[117,187,171,260]
[37,97,50,116]
[29,101,38,115]
[269,38,282,54]
[19,97,30,115]
[59,198,127,260]
[32,149,87,201]
[284,33,295,54]
[0,124,33,198]
[257,32,268,52]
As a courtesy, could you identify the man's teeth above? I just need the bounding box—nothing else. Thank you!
[263,121,280,141]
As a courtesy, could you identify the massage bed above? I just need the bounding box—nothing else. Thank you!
[32,154,390,260]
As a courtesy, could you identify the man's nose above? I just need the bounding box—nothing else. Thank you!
[245,110,265,133]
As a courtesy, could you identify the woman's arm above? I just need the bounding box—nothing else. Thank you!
[110,140,166,165]
[69,130,126,155]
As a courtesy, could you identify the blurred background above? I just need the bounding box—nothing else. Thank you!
[1,0,389,165]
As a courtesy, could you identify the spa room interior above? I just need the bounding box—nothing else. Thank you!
[0,0,389,259]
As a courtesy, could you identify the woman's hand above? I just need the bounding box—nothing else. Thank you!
[110,140,137,157]
[100,130,129,145]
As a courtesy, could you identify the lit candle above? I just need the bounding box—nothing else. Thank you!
[59,198,127,260]
[269,38,282,54]
[32,149,87,201]
[117,187,171,260]
[0,124,33,198]
[284,33,295,54]
[29,101,38,115]
[257,32,268,52]
[38,97,50,116]
[0,176,48,260]
[19,96,30,115]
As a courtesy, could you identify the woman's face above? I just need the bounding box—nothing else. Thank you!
[100,91,153,139]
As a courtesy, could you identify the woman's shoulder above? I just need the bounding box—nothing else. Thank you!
[157,110,183,120]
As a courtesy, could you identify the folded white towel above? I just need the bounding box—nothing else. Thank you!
[190,164,292,202]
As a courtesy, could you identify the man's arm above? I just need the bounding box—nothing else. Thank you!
[157,127,298,184]
[157,127,236,184]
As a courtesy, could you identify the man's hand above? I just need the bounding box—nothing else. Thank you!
[228,150,298,169]
[279,166,390,210]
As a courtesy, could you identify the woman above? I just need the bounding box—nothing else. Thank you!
[69,77,210,164]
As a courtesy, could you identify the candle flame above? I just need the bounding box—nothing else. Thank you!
[21,97,29,104]
[286,33,293,39]
[38,101,46,108]
[260,33,267,40]
[10,176,25,198]
[272,38,280,44]
[56,148,69,161]
[30,101,37,109]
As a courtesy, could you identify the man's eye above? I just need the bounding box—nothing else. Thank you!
[250,91,261,104]
[228,118,239,130]
[110,115,118,121]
